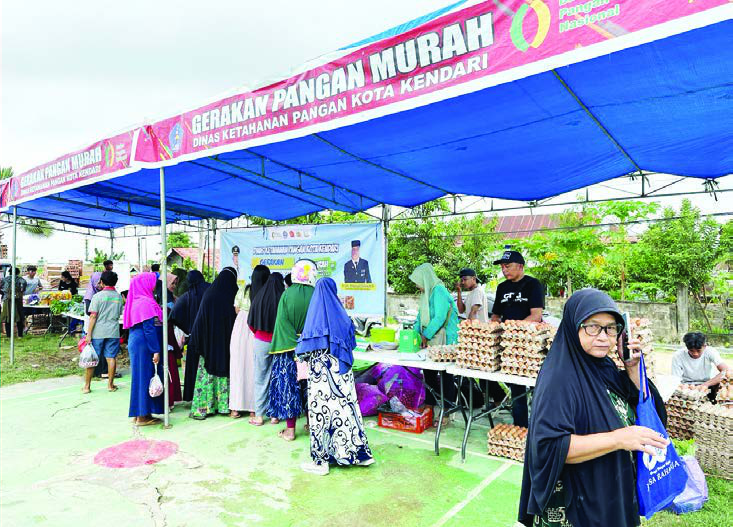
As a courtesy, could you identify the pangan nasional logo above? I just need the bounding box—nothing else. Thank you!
[510,0,551,52]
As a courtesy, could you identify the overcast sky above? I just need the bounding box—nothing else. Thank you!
[0,1,729,264]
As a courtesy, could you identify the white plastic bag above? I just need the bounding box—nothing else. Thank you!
[149,373,164,397]
[78,343,99,368]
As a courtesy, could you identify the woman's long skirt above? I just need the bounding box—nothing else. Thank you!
[229,310,255,412]
[190,356,230,418]
[268,351,301,420]
[128,325,164,418]
[307,350,373,466]
[182,342,201,402]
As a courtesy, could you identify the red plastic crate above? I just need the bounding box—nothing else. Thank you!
[377,406,433,434]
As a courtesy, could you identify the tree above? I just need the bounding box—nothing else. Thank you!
[167,232,195,248]
[1,166,54,238]
[513,206,606,297]
[91,248,125,270]
[388,200,500,293]
[589,201,659,300]
[629,200,724,329]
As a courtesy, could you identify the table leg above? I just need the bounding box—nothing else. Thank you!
[434,371,445,456]
[461,380,474,462]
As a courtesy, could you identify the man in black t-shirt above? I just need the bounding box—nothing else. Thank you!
[490,250,544,428]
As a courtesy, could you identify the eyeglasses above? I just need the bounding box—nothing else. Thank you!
[580,323,623,337]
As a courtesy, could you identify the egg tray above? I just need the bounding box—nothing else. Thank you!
[426,345,460,362]
[501,320,555,334]
[458,338,502,350]
[716,386,733,404]
[456,360,500,372]
[501,346,547,359]
[487,445,525,462]
[693,402,733,432]
[458,320,503,334]
[500,364,541,378]
[500,330,552,343]
[695,446,733,479]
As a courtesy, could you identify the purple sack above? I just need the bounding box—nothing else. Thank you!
[356,383,388,416]
[666,456,708,515]
[355,362,391,385]
[377,365,425,411]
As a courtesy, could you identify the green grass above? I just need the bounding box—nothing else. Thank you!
[0,334,81,385]
[643,476,733,526]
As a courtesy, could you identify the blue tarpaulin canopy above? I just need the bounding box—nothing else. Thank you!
[8,16,732,229]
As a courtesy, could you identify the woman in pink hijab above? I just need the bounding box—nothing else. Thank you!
[124,272,165,426]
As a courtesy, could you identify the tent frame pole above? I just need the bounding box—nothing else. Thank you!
[381,205,390,325]
[9,206,18,364]
[160,167,170,428]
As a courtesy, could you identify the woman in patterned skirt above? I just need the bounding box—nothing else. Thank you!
[518,289,669,527]
[296,277,374,475]
[188,267,238,419]
[268,260,316,441]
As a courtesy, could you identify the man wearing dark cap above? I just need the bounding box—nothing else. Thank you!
[490,250,543,324]
[490,250,544,428]
[456,268,488,322]
[343,240,371,283]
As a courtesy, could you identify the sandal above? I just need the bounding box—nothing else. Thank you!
[108,385,118,392]
[249,417,264,426]
[270,418,280,425]
[278,429,295,442]
[81,387,91,394]
[230,411,243,419]
[136,418,161,427]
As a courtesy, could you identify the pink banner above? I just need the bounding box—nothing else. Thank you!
[9,131,136,205]
[136,0,726,162]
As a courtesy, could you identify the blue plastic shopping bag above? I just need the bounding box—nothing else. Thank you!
[635,354,688,518]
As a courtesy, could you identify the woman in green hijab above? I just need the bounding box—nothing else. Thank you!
[268,259,316,441]
[409,263,459,421]
[410,263,458,347]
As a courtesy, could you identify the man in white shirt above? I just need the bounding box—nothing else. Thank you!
[672,332,729,401]
[24,265,42,295]
[455,268,488,322]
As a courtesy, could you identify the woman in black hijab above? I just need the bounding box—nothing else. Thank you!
[250,264,270,303]
[247,272,285,426]
[188,267,238,419]
[519,289,668,527]
[171,270,211,402]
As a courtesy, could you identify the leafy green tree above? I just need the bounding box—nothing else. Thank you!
[91,248,125,271]
[167,232,195,248]
[629,200,724,329]
[388,202,500,293]
[589,201,659,300]
[512,207,605,296]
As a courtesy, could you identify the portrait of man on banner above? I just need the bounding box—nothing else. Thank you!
[343,240,371,284]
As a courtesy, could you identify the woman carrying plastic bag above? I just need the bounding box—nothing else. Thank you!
[518,289,670,527]
[635,353,688,517]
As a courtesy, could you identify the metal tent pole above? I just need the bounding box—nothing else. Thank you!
[159,167,170,428]
[110,230,115,256]
[212,219,217,273]
[9,206,18,364]
[381,205,390,325]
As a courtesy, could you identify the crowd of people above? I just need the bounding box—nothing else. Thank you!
[3,250,729,513]
[107,258,374,476]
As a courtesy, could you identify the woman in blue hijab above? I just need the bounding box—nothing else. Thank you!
[296,277,374,476]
